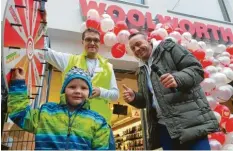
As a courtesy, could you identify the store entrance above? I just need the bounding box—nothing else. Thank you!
[110,72,146,150]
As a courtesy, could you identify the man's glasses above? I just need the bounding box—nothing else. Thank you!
[84,38,100,44]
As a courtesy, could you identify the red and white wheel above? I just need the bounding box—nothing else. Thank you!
[2,0,47,108]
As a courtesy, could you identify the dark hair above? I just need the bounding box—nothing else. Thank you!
[82,28,100,40]
[128,32,147,40]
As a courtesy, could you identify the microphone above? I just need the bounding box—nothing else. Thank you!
[151,64,177,93]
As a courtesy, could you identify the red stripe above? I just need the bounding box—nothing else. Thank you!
[14,0,29,37]
[4,19,26,48]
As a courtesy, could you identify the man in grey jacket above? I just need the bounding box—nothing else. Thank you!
[123,32,219,150]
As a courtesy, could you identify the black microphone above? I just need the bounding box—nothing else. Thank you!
[151,64,177,93]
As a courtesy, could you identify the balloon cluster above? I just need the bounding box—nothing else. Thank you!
[82,9,233,150]
[81,9,137,58]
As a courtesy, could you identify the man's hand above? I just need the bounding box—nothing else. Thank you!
[90,87,101,98]
[11,67,25,80]
[122,84,135,103]
[160,73,178,88]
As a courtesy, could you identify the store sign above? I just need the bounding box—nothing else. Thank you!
[79,0,233,43]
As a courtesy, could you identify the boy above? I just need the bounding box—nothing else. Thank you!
[7,66,111,150]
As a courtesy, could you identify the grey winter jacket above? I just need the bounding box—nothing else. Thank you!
[129,39,219,149]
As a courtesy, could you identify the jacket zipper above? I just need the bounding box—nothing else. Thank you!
[65,113,72,150]
[64,103,85,150]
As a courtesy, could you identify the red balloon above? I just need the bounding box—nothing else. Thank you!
[114,21,128,35]
[129,29,139,34]
[225,118,233,132]
[209,132,226,145]
[86,18,100,30]
[192,49,205,61]
[111,43,126,58]
[226,45,233,55]
[204,70,210,78]
[201,59,213,68]
[214,104,231,124]
[100,32,105,44]
[150,33,163,41]
[161,23,173,34]
[174,28,184,34]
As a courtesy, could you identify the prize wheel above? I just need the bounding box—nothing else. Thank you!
[2,0,47,108]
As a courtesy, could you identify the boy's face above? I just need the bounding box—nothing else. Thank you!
[65,79,89,106]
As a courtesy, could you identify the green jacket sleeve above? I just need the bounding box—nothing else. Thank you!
[8,80,39,133]
[92,116,111,150]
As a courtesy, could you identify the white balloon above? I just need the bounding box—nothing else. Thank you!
[181,43,187,48]
[212,58,220,66]
[151,28,168,39]
[198,41,207,49]
[102,13,111,19]
[201,78,216,93]
[216,66,223,72]
[222,144,233,150]
[87,9,100,20]
[229,64,233,70]
[205,66,218,75]
[210,72,228,87]
[213,85,233,103]
[169,31,181,42]
[80,22,87,33]
[207,96,218,110]
[181,32,192,44]
[117,30,130,44]
[155,23,162,29]
[100,18,115,33]
[220,52,231,58]
[205,49,214,58]
[222,67,233,82]
[186,39,199,50]
[213,111,221,123]
[214,44,226,55]
[218,56,231,67]
[104,32,117,47]
[225,84,233,94]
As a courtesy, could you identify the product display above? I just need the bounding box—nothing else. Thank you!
[114,124,144,150]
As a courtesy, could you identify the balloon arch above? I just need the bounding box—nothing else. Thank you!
[83,9,233,150]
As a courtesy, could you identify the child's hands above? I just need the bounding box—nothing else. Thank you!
[11,67,25,80]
